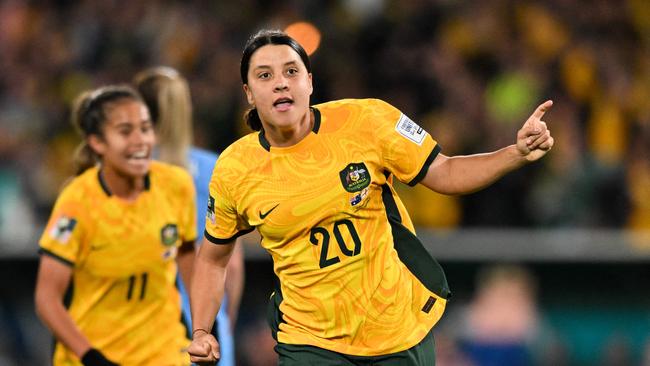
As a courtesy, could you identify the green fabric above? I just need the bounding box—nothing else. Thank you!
[275,330,436,366]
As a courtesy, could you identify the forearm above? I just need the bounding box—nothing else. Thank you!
[190,243,231,333]
[422,145,527,195]
[225,242,244,328]
[176,241,195,291]
[35,297,91,357]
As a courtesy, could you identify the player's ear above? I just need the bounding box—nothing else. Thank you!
[307,73,313,96]
[87,134,106,156]
[243,84,254,105]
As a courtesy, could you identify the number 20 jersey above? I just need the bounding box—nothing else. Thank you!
[205,99,451,356]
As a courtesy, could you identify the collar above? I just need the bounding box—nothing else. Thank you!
[98,169,150,197]
[258,106,321,152]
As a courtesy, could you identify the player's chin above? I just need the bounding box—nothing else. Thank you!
[124,160,151,176]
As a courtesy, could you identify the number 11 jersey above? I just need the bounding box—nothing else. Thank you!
[39,162,196,365]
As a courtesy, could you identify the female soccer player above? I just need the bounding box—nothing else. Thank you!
[134,66,245,366]
[188,30,554,365]
[35,85,196,366]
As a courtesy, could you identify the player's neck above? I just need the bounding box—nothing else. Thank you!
[263,109,314,147]
[100,166,146,201]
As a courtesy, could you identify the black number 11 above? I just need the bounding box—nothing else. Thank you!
[126,273,148,301]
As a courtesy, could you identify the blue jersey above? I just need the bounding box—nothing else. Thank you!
[178,147,234,366]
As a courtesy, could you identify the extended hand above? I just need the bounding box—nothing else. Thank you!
[188,331,220,366]
[516,100,555,162]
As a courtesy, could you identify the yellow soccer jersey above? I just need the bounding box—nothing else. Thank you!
[205,98,451,356]
[39,161,196,366]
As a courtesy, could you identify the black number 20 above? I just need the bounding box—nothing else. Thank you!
[309,219,362,268]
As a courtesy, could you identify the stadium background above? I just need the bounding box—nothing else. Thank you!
[0,0,649,365]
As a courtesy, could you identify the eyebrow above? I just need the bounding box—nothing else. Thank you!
[252,60,299,71]
[112,119,151,128]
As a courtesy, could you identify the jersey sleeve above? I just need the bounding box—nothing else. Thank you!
[204,158,253,244]
[369,99,441,186]
[38,189,86,266]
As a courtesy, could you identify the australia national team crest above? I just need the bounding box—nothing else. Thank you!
[339,162,371,193]
[160,223,179,246]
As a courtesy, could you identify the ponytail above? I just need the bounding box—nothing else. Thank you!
[244,108,262,131]
[73,141,98,176]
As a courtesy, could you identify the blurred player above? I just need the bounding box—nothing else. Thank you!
[35,85,196,366]
[135,67,244,366]
[188,29,554,365]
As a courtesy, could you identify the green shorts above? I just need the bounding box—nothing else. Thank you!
[275,330,436,366]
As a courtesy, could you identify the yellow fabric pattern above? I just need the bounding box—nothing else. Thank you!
[39,161,196,366]
[206,98,448,356]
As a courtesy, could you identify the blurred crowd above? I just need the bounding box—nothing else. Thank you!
[1,0,649,239]
[1,1,650,365]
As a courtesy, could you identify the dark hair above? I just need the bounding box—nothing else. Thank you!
[71,85,142,175]
[240,29,311,131]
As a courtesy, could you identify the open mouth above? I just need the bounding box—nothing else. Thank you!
[127,150,150,163]
[273,97,294,111]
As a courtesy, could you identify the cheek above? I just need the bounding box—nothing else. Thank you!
[145,131,156,144]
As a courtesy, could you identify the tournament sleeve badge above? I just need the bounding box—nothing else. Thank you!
[49,216,77,244]
[395,113,427,145]
[206,195,216,225]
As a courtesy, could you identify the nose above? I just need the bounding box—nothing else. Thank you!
[274,75,289,92]
[131,127,151,145]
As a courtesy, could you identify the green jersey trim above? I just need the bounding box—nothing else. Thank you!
[204,228,254,245]
[381,183,451,299]
[38,248,74,267]
[407,144,441,187]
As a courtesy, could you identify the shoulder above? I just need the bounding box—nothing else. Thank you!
[57,167,98,203]
[50,167,101,217]
[315,98,398,113]
[314,98,401,132]
[216,133,262,167]
[150,161,193,189]
[209,133,266,187]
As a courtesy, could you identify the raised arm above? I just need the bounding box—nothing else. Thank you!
[420,100,554,195]
[188,237,236,364]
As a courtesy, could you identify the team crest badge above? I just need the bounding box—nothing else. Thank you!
[339,163,371,193]
[160,224,179,246]
[49,216,77,244]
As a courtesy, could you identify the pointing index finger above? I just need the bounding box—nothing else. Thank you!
[531,100,553,120]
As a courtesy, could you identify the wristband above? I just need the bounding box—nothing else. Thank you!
[81,348,118,366]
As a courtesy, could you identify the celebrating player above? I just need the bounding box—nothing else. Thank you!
[188,29,553,365]
[35,85,196,366]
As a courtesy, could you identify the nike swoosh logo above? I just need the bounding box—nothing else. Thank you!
[90,243,110,251]
[259,204,280,219]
